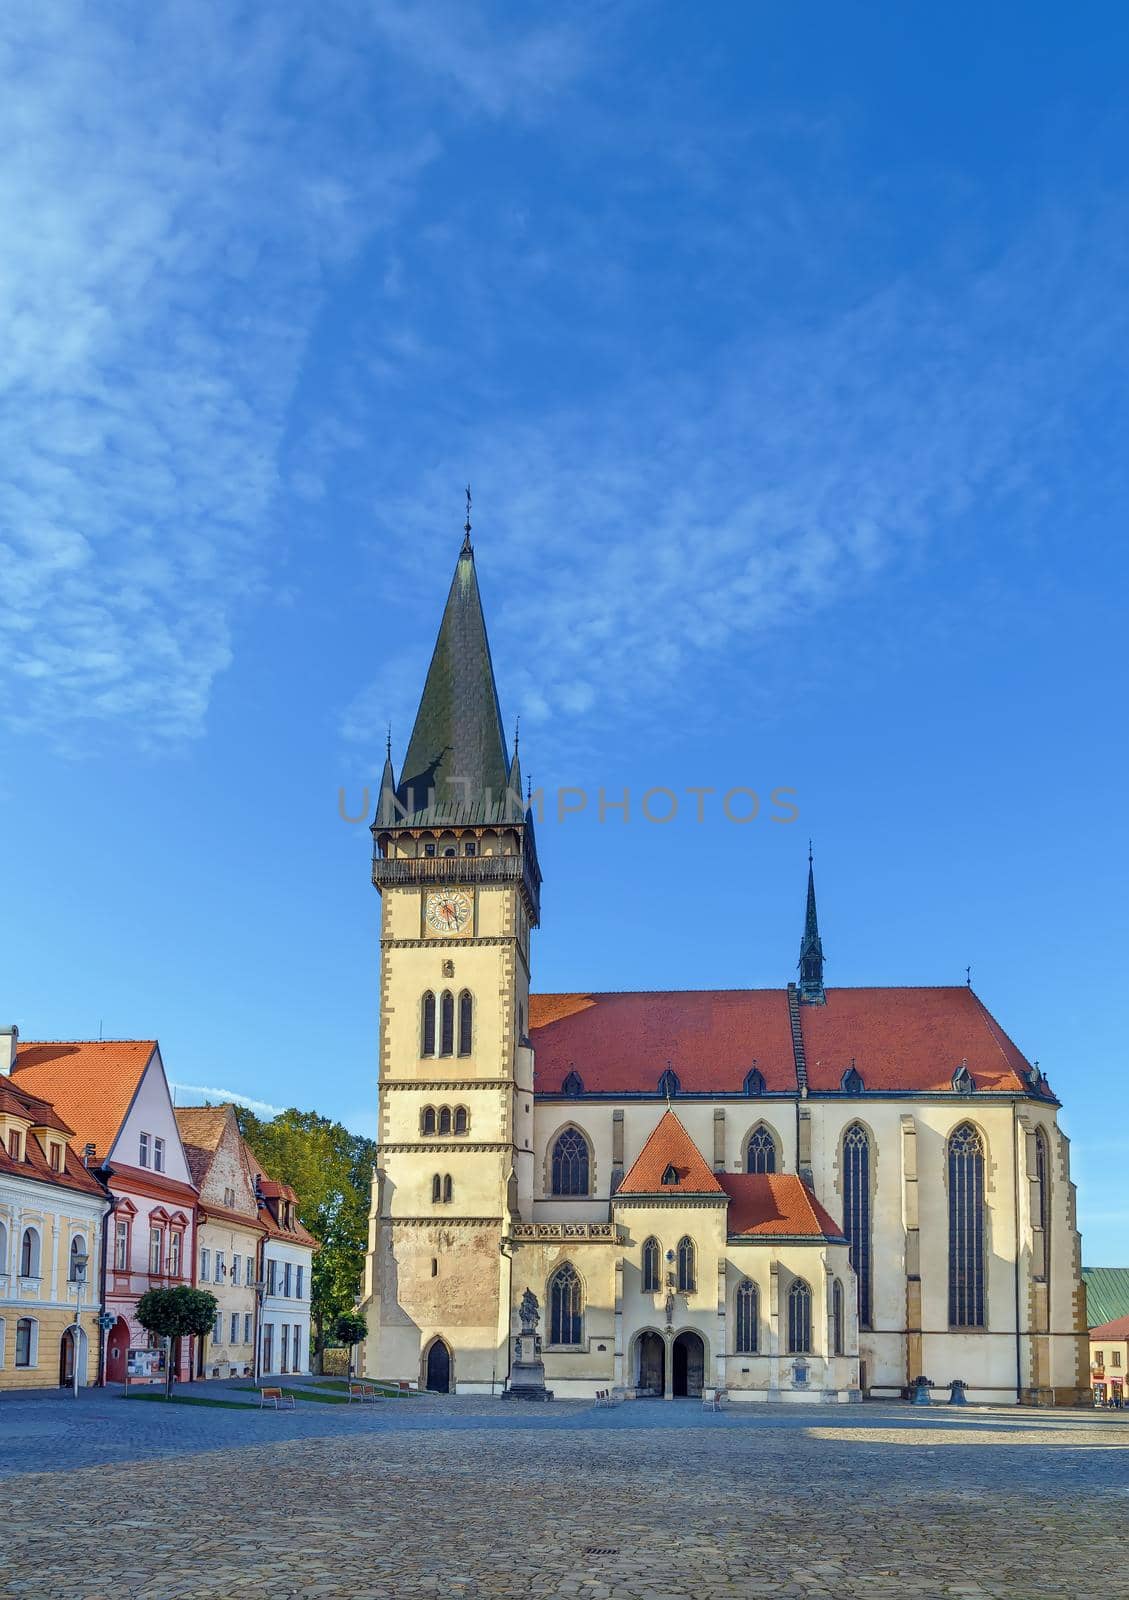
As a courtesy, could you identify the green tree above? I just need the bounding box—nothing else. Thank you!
[334,1312,368,1375]
[136,1286,219,1397]
[235,1106,375,1370]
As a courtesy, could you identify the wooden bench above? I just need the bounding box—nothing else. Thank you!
[347,1382,378,1404]
[394,1380,416,1395]
[259,1386,295,1410]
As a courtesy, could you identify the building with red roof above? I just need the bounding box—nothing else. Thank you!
[359,535,1088,1408]
[0,1027,110,1389]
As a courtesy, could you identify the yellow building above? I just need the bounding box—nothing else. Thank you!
[359,533,1088,1406]
[0,1027,110,1389]
[1088,1316,1129,1406]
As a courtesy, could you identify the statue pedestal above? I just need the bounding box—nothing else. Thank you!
[503,1333,553,1401]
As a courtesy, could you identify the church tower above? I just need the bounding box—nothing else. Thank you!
[360,515,541,1393]
[798,846,825,1004]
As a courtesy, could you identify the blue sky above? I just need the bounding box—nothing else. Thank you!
[2,3,1127,1258]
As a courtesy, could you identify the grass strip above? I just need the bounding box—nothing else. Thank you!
[124,1391,260,1409]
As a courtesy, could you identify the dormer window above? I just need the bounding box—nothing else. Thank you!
[658,1068,680,1099]
[952,1064,975,1094]
[661,1163,680,1186]
[562,1069,583,1098]
[841,1064,864,1095]
[49,1142,64,1173]
[743,1067,765,1096]
[8,1129,23,1161]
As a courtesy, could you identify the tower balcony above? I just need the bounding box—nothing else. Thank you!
[372,850,540,924]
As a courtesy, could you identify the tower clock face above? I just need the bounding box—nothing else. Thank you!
[424,889,473,936]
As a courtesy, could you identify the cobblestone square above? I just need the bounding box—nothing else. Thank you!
[2,1390,1127,1599]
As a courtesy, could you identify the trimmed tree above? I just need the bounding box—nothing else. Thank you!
[136,1286,219,1397]
[333,1312,367,1377]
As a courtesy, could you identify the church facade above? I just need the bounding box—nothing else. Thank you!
[359,530,1088,1405]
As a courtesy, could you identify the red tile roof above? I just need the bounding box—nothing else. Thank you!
[0,1073,106,1199]
[530,991,795,1094]
[529,987,1047,1098]
[244,1148,319,1249]
[719,1173,845,1239]
[616,1110,725,1196]
[1090,1314,1129,1340]
[13,1040,157,1161]
[799,987,1039,1094]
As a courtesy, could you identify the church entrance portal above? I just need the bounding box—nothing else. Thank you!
[636,1331,665,1396]
[672,1331,704,1398]
[426,1339,451,1393]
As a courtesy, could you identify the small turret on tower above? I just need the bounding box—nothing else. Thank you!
[798,844,826,1005]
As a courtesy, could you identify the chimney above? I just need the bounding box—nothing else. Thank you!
[83,1143,97,1168]
[0,1025,17,1076]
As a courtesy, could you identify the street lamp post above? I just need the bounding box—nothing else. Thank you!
[69,1244,89,1398]
[253,1278,266,1384]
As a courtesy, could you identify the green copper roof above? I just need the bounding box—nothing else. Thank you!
[1083,1267,1129,1328]
[393,537,518,826]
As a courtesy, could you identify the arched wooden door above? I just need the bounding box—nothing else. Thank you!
[636,1332,665,1396]
[425,1339,451,1393]
[105,1317,130,1384]
[672,1331,704,1397]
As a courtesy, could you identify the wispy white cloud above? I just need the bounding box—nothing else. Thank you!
[170,1082,287,1118]
[341,204,1129,760]
[0,1,587,752]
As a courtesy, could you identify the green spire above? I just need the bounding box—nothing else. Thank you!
[395,530,512,824]
[798,843,826,1004]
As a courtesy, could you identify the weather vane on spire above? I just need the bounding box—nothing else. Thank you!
[463,483,472,548]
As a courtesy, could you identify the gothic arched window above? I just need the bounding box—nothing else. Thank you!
[549,1262,582,1346]
[842,1122,872,1329]
[421,1106,436,1136]
[677,1235,696,1293]
[1035,1126,1050,1256]
[832,1278,844,1355]
[442,1174,453,1204]
[658,1068,680,1098]
[642,1236,661,1293]
[743,1067,765,1096]
[551,1128,590,1196]
[438,1106,451,1135]
[421,992,436,1057]
[454,1106,468,1135]
[439,991,455,1057]
[787,1278,812,1354]
[562,1069,583,1097]
[948,1123,986,1327]
[841,1064,864,1094]
[746,1124,778,1174]
[735,1279,758,1353]
[458,991,473,1057]
[431,1174,441,1203]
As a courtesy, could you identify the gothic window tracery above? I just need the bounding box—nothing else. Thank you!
[842,1122,872,1328]
[548,1262,582,1346]
[458,991,473,1057]
[642,1236,661,1292]
[948,1122,986,1327]
[551,1128,591,1196]
[421,992,436,1057]
[745,1124,778,1174]
[439,991,455,1056]
[735,1279,758,1353]
[787,1278,812,1353]
[676,1235,696,1293]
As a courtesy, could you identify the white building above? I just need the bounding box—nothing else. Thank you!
[247,1153,316,1377]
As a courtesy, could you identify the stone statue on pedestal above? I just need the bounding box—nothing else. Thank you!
[503,1287,553,1401]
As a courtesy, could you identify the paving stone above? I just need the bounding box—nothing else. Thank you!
[0,1390,1126,1598]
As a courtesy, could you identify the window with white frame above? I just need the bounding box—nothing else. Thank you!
[149,1225,164,1275]
[114,1218,130,1270]
[8,1129,23,1162]
[139,1131,151,1168]
[266,1258,278,1295]
[0,1219,8,1273]
[283,1262,292,1298]
[296,1265,304,1300]
[244,1312,253,1343]
[20,1227,40,1278]
[215,1250,225,1283]
[15,1317,36,1367]
[168,1230,182,1279]
[224,1186,236,1208]
[231,1254,240,1285]
[212,1312,221,1344]
[49,1141,64,1173]
[153,1137,165,1173]
[200,1246,211,1280]
[230,1312,240,1344]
